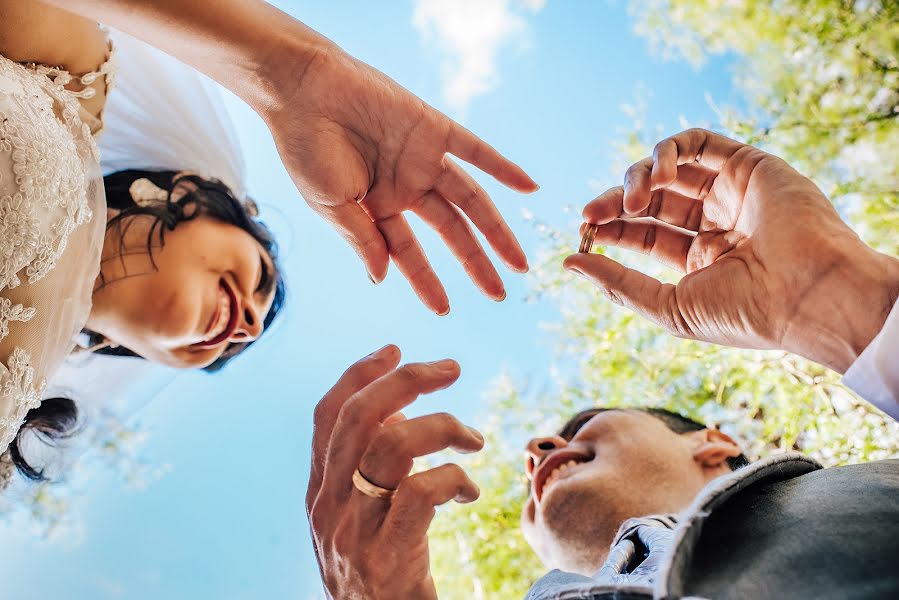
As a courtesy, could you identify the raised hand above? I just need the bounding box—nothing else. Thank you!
[266,47,537,315]
[564,129,899,373]
[52,0,537,316]
[307,345,483,599]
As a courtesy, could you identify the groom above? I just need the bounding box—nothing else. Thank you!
[306,130,899,599]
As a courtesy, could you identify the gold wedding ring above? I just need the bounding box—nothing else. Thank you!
[579,223,598,253]
[352,468,396,501]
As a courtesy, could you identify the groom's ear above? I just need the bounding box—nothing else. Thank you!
[689,429,742,469]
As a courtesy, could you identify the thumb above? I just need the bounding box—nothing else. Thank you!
[321,202,390,284]
[563,253,687,337]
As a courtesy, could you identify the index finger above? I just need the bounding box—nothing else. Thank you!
[308,345,401,508]
[446,121,539,193]
[319,360,462,504]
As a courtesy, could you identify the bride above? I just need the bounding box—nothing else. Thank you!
[0,8,284,479]
[1,0,538,482]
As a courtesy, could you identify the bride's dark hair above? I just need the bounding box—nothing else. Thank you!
[7,170,287,483]
[90,169,286,373]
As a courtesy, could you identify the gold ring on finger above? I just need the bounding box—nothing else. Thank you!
[352,468,396,501]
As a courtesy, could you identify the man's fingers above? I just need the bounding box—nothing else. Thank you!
[358,413,484,491]
[412,191,505,301]
[585,220,694,272]
[308,345,401,508]
[435,158,529,275]
[377,214,450,316]
[583,186,704,232]
[382,463,480,544]
[321,202,391,285]
[447,121,538,194]
[622,157,655,214]
[651,128,745,189]
[320,360,462,504]
[563,253,691,338]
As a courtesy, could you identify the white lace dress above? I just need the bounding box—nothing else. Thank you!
[0,50,114,455]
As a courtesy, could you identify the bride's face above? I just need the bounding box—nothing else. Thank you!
[92,212,278,369]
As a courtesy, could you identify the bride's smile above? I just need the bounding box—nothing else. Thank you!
[85,172,282,371]
[195,278,239,348]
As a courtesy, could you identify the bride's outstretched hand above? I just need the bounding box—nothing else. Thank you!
[51,0,537,315]
[564,129,899,373]
[265,46,537,315]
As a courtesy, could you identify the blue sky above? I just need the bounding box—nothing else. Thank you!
[0,2,739,598]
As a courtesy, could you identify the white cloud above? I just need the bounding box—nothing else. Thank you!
[413,0,547,113]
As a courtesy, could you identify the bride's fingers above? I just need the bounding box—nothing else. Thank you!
[563,253,690,338]
[446,120,539,194]
[412,192,505,301]
[585,220,694,273]
[435,158,529,274]
[650,128,745,190]
[382,463,480,543]
[308,345,401,509]
[583,186,704,232]
[319,202,391,285]
[376,214,450,315]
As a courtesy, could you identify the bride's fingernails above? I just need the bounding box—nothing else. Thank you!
[437,306,451,317]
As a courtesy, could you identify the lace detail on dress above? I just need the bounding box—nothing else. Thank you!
[0,297,35,340]
[0,45,112,456]
[0,348,42,452]
[0,60,98,289]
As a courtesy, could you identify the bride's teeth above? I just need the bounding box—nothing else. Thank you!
[207,288,231,341]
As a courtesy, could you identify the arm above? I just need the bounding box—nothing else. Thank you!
[306,346,483,599]
[0,1,108,74]
[565,129,899,415]
[48,0,539,314]
[40,0,321,112]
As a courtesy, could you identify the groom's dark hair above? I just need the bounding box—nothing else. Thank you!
[559,407,750,471]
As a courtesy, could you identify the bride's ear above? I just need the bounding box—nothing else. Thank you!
[690,429,742,469]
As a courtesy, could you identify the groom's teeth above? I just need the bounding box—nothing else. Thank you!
[543,460,580,495]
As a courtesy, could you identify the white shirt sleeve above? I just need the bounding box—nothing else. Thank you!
[843,299,899,420]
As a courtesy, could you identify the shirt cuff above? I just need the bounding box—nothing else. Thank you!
[843,299,899,420]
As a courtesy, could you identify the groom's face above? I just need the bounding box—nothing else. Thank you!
[519,409,717,576]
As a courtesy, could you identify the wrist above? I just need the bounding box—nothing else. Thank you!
[784,244,899,374]
[250,21,341,122]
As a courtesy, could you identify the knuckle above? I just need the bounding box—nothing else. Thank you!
[396,363,425,383]
[312,399,332,427]
[603,287,624,306]
[373,426,406,456]
[433,411,462,434]
[443,462,466,480]
[336,396,365,429]
[404,473,431,496]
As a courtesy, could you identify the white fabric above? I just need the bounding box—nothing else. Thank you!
[843,299,899,420]
[47,29,249,426]
[99,29,247,197]
[0,52,109,453]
